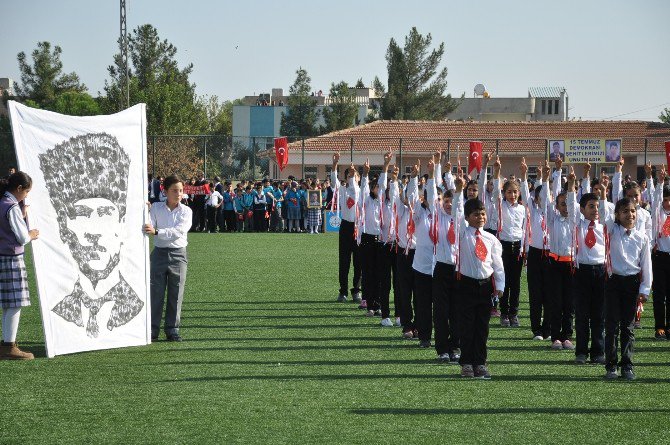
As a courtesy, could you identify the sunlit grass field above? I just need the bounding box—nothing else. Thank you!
[1,232,668,444]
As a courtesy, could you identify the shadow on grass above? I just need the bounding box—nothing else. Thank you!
[349,407,670,415]
[190,300,330,305]
[159,373,670,384]
[191,323,373,330]
[184,313,358,320]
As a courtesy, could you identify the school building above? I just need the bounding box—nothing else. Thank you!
[261,120,670,181]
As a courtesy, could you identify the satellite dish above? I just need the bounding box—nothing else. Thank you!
[474,84,486,96]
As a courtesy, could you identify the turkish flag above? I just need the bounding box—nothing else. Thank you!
[275,137,289,171]
[665,140,670,170]
[468,141,483,177]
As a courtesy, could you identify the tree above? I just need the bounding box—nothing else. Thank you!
[16,41,87,109]
[50,91,101,116]
[660,108,670,124]
[375,27,460,120]
[321,81,358,132]
[201,95,244,135]
[280,68,319,138]
[102,24,207,136]
[355,78,365,88]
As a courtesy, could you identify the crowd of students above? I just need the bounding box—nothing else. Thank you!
[331,148,667,380]
[149,175,335,235]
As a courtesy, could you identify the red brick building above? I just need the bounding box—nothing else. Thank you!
[265,120,670,181]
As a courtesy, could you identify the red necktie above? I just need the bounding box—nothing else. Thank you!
[584,220,596,249]
[447,220,456,245]
[663,216,670,237]
[475,229,487,261]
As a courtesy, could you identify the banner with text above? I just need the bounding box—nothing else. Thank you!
[547,138,622,164]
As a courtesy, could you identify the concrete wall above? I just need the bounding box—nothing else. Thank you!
[447,97,535,121]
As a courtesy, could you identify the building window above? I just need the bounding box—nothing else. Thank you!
[527,166,538,181]
[304,166,318,177]
[599,166,615,176]
[554,99,559,115]
[405,165,413,174]
[541,100,546,114]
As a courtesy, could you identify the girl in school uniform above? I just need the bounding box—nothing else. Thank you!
[651,166,670,340]
[379,166,398,327]
[409,152,441,348]
[431,160,463,362]
[520,157,551,341]
[492,156,526,328]
[540,161,576,350]
[285,182,302,233]
[358,151,391,320]
[598,194,652,380]
[390,166,418,338]
[0,172,39,360]
[306,180,322,234]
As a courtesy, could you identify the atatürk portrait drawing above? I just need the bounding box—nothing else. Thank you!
[39,133,143,338]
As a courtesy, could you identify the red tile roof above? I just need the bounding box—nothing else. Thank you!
[284,120,670,154]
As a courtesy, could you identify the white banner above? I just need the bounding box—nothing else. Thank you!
[8,101,150,357]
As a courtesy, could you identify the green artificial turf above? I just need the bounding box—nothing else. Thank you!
[1,233,668,444]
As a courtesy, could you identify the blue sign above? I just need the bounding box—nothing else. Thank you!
[324,211,341,232]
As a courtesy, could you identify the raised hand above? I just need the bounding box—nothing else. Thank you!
[383,147,393,167]
[566,165,576,190]
[391,166,399,181]
[427,156,435,178]
[454,166,464,191]
[493,155,501,178]
[363,158,370,175]
[411,161,419,178]
[520,157,528,177]
[644,161,652,178]
[659,165,667,183]
[333,152,340,166]
[616,157,624,173]
[583,161,591,178]
[555,155,563,170]
[445,160,452,173]
[484,151,494,165]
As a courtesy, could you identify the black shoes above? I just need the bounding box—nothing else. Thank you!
[166,334,183,342]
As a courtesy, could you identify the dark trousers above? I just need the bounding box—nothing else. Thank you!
[573,264,606,358]
[379,243,398,319]
[223,209,236,232]
[414,269,433,342]
[652,251,670,331]
[548,259,574,342]
[500,240,523,317]
[605,274,639,369]
[396,249,416,332]
[253,208,267,232]
[361,234,383,311]
[457,275,493,366]
[150,247,187,337]
[527,247,551,337]
[338,220,362,297]
[432,262,459,355]
[191,204,204,231]
[206,206,218,232]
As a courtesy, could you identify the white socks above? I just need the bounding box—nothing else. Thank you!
[2,307,21,343]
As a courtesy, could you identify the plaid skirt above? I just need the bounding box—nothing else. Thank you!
[0,255,31,308]
[307,208,322,227]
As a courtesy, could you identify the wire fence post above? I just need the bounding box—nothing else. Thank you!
[251,137,256,180]
[496,139,500,156]
[151,135,156,177]
[350,137,354,163]
[447,139,451,160]
[301,137,305,179]
[203,137,207,178]
[399,137,403,174]
[644,138,648,165]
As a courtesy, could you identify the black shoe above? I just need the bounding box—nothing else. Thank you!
[449,352,461,364]
[418,340,431,348]
[621,366,636,381]
[591,355,606,365]
[166,334,183,342]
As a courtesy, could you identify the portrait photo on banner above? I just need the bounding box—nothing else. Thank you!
[8,101,151,357]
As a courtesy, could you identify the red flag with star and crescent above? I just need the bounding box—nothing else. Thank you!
[275,137,289,171]
[665,140,670,171]
[468,141,483,178]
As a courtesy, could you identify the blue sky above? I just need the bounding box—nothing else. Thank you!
[3,0,669,120]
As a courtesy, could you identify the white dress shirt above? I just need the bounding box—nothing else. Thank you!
[359,173,387,236]
[430,180,463,266]
[477,170,498,231]
[521,178,548,251]
[651,180,670,252]
[599,203,652,295]
[457,225,505,292]
[541,180,575,258]
[612,171,652,242]
[4,192,31,246]
[568,191,605,265]
[391,178,416,250]
[206,191,223,207]
[150,201,192,248]
[411,177,437,275]
[380,199,395,244]
[493,178,525,242]
[331,171,360,223]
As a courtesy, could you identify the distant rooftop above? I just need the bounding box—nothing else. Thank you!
[528,87,567,98]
